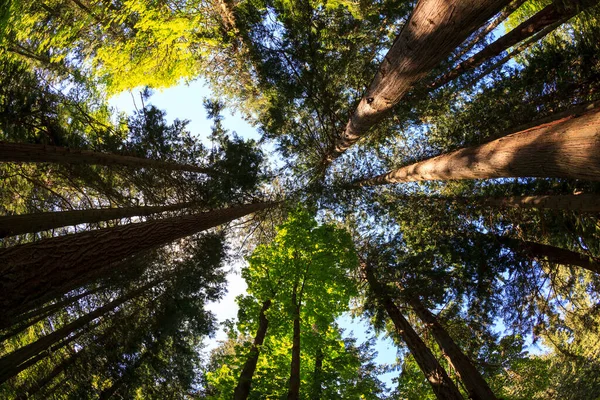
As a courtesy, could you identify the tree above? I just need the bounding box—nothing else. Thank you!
[356,106,600,185]
[0,201,273,325]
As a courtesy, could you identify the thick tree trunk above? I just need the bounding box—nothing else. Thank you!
[480,194,600,213]
[365,266,463,400]
[325,0,510,163]
[0,142,218,175]
[357,106,600,186]
[287,290,301,400]
[496,236,600,274]
[0,201,273,325]
[407,296,497,400]
[0,201,197,238]
[234,299,272,400]
[0,278,160,384]
[432,0,598,89]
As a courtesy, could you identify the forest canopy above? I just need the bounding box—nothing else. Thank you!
[1,0,600,399]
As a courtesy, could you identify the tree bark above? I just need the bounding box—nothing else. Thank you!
[0,201,273,327]
[356,106,600,186]
[234,299,272,400]
[311,347,324,400]
[365,265,463,400]
[0,142,219,175]
[431,0,598,89]
[0,201,198,238]
[324,0,510,163]
[0,278,161,384]
[287,289,302,400]
[407,295,497,400]
[496,236,600,274]
[480,194,600,213]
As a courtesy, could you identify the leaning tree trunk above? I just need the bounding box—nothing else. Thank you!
[0,201,198,238]
[0,277,161,384]
[431,0,599,89]
[324,0,510,163]
[357,106,600,186]
[496,235,600,274]
[480,194,600,213]
[0,201,273,327]
[286,289,302,400]
[365,265,463,400]
[407,295,497,400]
[234,299,272,400]
[0,142,218,174]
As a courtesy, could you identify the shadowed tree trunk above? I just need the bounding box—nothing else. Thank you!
[0,201,198,238]
[496,236,600,274]
[0,142,219,174]
[406,295,497,400]
[357,106,600,186]
[324,0,510,163]
[0,202,274,327]
[432,0,599,89]
[0,277,162,384]
[287,286,302,400]
[234,299,272,400]
[311,347,324,400]
[364,265,463,400]
[480,194,600,213]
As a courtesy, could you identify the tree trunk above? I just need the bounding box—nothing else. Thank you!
[287,289,302,400]
[0,278,161,384]
[0,201,198,238]
[0,142,219,175]
[356,106,600,186]
[480,194,600,213]
[450,0,527,64]
[311,347,324,400]
[234,299,272,400]
[432,0,598,89]
[407,295,497,400]
[0,201,273,325]
[365,265,463,400]
[324,0,510,163]
[496,236,600,274]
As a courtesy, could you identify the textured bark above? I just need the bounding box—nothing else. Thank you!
[481,194,600,213]
[0,202,273,326]
[407,296,497,400]
[0,201,198,238]
[0,142,218,174]
[287,290,302,400]
[234,299,272,400]
[432,0,598,89]
[357,106,600,186]
[0,278,160,384]
[497,236,600,274]
[325,0,510,163]
[365,266,463,400]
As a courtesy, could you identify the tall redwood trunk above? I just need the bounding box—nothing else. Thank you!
[407,295,497,400]
[0,277,161,384]
[357,106,600,186]
[325,0,510,163]
[496,236,600,274]
[365,266,463,400]
[0,202,273,325]
[0,201,197,238]
[432,0,598,89]
[16,350,82,399]
[287,289,301,400]
[480,194,600,213]
[234,299,272,400]
[0,142,218,174]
